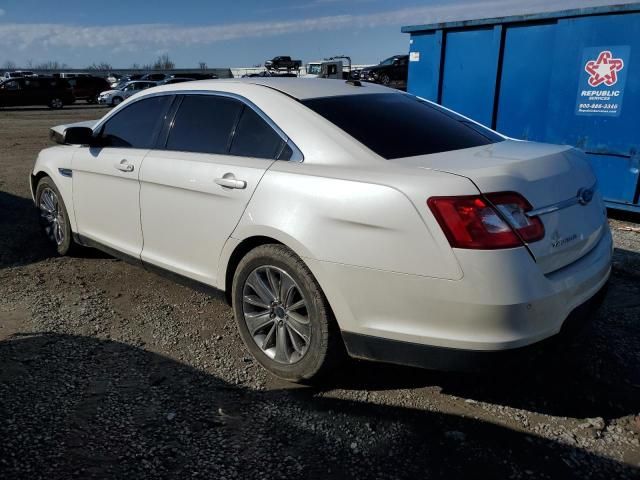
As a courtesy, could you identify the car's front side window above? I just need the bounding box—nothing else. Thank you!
[24,80,40,89]
[2,80,20,90]
[100,95,172,148]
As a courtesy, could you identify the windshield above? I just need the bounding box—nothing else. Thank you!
[302,93,503,159]
[379,57,395,66]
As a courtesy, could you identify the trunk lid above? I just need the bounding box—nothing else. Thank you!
[396,140,608,274]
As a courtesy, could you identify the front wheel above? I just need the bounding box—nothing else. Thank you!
[35,176,75,255]
[232,244,344,382]
[48,97,64,109]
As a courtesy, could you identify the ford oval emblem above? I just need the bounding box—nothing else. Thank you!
[577,187,594,206]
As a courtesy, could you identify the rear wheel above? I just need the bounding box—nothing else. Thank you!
[380,74,391,86]
[48,97,64,109]
[35,176,75,255]
[112,96,123,106]
[232,244,344,382]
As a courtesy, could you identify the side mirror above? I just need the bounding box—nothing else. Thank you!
[50,126,96,145]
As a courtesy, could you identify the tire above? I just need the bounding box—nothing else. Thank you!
[35,176,75,256]
[112,96,123,106]
[232,244,344,382]
[48,97,64,109]
[380,75,391,86]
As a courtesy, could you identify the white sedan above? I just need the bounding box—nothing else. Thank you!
[97,80,157,106]
[31,78,612,381]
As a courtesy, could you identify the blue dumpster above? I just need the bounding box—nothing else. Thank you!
[402,4,640,213]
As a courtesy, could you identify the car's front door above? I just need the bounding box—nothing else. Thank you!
[139,94,289,286]
[72,95,173,257]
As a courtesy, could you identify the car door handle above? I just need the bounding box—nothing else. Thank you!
[215,176,247,189]
[114,159,134,172]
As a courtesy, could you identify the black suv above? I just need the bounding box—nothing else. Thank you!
[360,55,409,90]
[67,76,110,104]
[0,77,75,109]
[170,72,219,80]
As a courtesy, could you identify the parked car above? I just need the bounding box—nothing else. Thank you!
[110,74,144,89]
[170,73,218,80]
[106,73,123,84]
[141,73,169,82]
[0,77,74,109]
[242,71,297,78]
[360,55,409,90]
[265,56,302,71]
[32,78,611,382]
[3,70,36,79]
[67,76,111,104]
[55,72,92,78]
[97,80,156,106]
[158,77,196,85]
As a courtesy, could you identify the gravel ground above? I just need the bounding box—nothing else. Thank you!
[1,106,639,479]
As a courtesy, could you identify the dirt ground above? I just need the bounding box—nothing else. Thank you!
[1,106,639,480]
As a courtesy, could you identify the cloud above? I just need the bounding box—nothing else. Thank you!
[0,8,6,16]
[0,0,634,52]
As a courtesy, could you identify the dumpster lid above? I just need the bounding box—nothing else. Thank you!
[401,3,640,33]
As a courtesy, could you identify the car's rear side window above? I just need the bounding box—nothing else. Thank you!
[229,107,284,159]
[100,95,172,148]
[166,95,243,155]
[302,93,503,159]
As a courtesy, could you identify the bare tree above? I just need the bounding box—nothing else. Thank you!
[130,63,141,70]
[199,62,207,70]
[153,53,174,70]
[33,60,69,70]
[3,60,17,70]
[87,62,113,71]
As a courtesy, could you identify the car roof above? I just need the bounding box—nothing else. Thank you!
[150,77,396,100]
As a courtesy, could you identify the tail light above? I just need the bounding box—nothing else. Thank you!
[427,192,544,249]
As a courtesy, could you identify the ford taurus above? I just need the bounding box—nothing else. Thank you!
[31,78,612,381]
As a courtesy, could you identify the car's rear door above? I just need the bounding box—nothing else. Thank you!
[0,79,23,106]
[72,95,173,257]
[72,78,89,98]
[139,93,287,286]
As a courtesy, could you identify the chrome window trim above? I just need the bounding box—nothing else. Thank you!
[92,89,304,162]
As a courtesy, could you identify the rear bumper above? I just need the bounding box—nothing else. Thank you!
[341,281,608,371]
[306,225,613,357]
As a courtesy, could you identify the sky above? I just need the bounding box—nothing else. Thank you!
[0,0,636,68]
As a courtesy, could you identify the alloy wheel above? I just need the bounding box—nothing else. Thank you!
[39,187,65,245]
[242,266,311,364]
[50,98,63,109]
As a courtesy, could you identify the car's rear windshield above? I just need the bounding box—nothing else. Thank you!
[301,93,503,159]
